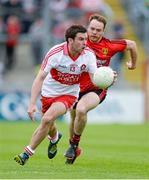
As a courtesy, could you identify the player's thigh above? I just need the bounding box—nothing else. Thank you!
[43,102,67,121]
[76,92,100,112]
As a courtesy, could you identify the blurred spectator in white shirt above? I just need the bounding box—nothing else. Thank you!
[29,18,44,68]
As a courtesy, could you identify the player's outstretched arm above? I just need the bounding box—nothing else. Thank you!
[28,69,47,121]
[125,39,137,70]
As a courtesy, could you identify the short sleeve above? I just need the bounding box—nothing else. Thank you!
[88,52,97,74]
[111,39,127,53]
[41,51,57,73]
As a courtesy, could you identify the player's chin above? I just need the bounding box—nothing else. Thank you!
[90,37,98,42]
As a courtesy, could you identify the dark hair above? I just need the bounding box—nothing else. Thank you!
[89,13,107,29]
[65,25,87,42]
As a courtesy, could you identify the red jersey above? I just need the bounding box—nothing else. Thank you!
[80,37,127,92]
[6,20,20,47]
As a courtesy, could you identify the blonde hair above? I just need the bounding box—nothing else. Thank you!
[89,14,107,29]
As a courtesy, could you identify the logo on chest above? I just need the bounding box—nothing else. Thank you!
[69,64,86,72]
[102,48,108,56]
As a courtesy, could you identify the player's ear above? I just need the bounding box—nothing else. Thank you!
[68,38,73,43]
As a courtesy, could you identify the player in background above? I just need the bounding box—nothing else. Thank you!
[64,14,138,164]
[14,25,97,165]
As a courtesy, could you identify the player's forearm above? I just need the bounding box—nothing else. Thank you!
[30,77,43,105]
[126,40,137,69]
[30,70,46,105]
[129,43,137,68]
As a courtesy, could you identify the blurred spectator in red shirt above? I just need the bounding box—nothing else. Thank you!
[5,15,21,71]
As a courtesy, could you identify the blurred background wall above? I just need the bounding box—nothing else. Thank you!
[0,0,148,123]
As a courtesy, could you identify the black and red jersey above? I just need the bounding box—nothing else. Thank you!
[80,37,127,92]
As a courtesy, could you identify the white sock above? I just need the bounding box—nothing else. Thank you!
[48,131,59,143]
[24,145,35,156]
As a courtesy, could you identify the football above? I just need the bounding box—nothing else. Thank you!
[93,66,114,89]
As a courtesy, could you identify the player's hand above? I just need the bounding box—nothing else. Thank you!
[113,71,117,83]
[27,103,36,121]
[126,61,136,70]
[111,71,117,85]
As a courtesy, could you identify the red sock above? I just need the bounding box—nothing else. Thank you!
[71,133,81,145]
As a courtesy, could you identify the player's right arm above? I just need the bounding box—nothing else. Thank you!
[28,69,48,121]
[111,39,137,70]
[125,39,137,70]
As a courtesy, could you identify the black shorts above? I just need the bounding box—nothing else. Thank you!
[73,89,107,109]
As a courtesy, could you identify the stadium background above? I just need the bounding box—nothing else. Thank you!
[0,0,148,123]
[0,0,149,179]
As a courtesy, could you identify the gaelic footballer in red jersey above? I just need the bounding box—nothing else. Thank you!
[65,13,137,164]
[80,37,127,92]
[14,25,97,166]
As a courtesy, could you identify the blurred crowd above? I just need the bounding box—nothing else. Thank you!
[0,0,113,80]
[0,0,43,78]
[2,0,142,86]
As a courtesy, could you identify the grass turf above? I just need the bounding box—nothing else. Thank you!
[0,121,149,179]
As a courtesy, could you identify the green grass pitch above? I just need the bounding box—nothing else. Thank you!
[0,121,149,179]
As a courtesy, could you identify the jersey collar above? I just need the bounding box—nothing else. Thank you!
[63,42,85,61]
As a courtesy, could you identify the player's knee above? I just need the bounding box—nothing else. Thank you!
[42,114,55,125]
[76,106,87,116]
